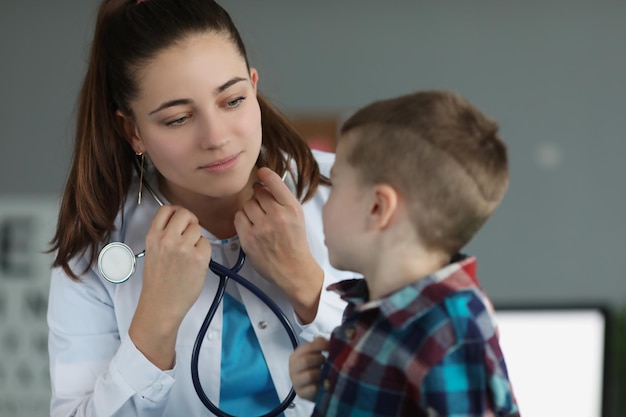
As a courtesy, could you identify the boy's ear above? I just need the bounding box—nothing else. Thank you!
[368,184,398,230]
[116,110,144,154]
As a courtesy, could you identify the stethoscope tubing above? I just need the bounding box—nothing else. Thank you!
[191,251,298,417]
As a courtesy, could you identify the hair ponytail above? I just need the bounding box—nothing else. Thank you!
[50,0,137,280]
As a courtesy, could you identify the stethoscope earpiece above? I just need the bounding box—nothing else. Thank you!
[98,241,143,284]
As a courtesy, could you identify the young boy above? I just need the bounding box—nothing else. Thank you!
[288,90,520,417]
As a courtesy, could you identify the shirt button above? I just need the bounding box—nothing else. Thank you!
[344,327,356,339]
[152,381,162,391]
[207,331,218,341]
[322,379,330,390]
[258,321,268,329]
[288,403,296,409]
[230,242,239,251]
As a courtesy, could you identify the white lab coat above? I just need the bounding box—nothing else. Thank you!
[47,150,353,417]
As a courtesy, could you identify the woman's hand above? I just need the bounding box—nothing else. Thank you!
[129,205,212,369]
[288,336,329,401]
[235,167,324,324]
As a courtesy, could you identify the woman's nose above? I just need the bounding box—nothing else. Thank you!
[198,113,230,149]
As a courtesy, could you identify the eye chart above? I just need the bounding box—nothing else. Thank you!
[0,196,58,416]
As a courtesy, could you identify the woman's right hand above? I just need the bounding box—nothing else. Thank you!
[129,205,213,370]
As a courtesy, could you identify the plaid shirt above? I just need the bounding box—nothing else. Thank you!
[312,255,520,417]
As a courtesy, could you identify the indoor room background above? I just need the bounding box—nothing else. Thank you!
[0,1,624,416]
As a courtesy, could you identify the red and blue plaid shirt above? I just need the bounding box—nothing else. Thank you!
[312,255,520,417]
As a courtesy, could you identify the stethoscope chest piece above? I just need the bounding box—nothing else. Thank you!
[98,242,137,284]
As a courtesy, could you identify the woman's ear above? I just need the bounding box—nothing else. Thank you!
[368,184,398,230]
[116,110,144,154]
[249,67,259,94]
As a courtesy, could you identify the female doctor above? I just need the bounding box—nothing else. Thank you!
[47,0,352,416]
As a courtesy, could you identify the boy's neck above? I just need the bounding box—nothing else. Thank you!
[364,243,450,300]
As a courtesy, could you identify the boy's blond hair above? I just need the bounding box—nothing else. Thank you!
[340,90,509,255]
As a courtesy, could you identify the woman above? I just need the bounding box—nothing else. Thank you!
[47,0,351,416]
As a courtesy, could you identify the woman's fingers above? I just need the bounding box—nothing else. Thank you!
[240,195,266,226]
[142,205,212,318]
[256,166,296,207]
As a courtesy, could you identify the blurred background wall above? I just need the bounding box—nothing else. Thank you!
[0,0,624,415]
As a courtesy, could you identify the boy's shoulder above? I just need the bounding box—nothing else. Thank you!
[400,256,498,345]
[440,289,498,342]
[399,288,501,384]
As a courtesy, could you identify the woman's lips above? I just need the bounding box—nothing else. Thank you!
[199,154,240,174]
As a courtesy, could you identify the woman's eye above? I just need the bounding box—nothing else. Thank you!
[226,96,246,108]
[166,115,189,126]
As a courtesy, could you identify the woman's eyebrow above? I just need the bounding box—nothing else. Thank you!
[215,76,247,95]
[148,77,248,115]
[149,98,192,115]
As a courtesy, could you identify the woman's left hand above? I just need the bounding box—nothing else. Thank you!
[235,167,324,323]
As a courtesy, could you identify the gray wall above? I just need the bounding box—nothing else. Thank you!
[1,0,625,307]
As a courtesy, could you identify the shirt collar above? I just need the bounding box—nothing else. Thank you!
[328,254,480,328]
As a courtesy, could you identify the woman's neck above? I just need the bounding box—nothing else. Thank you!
[157,175,254,239]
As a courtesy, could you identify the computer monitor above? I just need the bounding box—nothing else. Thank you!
[494,305,608,417]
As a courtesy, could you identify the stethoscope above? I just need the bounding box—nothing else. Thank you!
[97,172,299,417]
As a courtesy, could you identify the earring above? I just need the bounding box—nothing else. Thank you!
[136,152,144,205]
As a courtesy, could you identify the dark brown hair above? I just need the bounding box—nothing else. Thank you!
[340,90,509,255]
[50,0,327,280]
